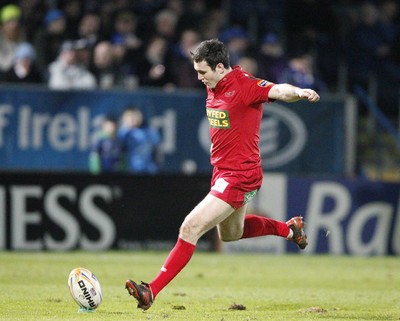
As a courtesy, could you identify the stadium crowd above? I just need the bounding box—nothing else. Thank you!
[0,0,399,117]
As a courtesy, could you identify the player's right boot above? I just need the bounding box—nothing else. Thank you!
[125,279,153,311]
[286,216,308,250]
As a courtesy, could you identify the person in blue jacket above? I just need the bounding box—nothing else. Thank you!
[118,107,161,174]
[89,115,124,174]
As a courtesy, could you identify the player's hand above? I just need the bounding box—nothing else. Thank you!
[298,89,320,103]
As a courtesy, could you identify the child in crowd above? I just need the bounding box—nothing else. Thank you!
[89,115,124,174]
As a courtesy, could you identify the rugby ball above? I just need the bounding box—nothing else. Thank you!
[68,267,103,310]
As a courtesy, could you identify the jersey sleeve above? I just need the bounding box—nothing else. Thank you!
[240,75,275,105]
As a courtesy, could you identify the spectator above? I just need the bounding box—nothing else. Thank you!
[74,38,93,70]
[346,1,393,87]
[281,52,327,92]
[92,40,126,89]
[18,0,47,42]
[76,12,102,48]
[132,0,165,41]
[97,1,119,39]
[166,0,185,24]
[118,107,161,174]
[136,35,175,90]
[284,0,339,54]
[89,115,124,174]
[256,32,289,83]
[111,11,142,55]
[379,0,399,45]
[110,11,142,81]
[0,4,25,74]
[168,29,202,89]
[237,56,259,76]
[284,0,341,89]
[176,0,208,31]
[200,8,226,40]
[47,40,97,90]
[1,42,43,84]
[153,9,179,43]
[32,9,67,78]
[219,26,250,66]
[59,0,84,39]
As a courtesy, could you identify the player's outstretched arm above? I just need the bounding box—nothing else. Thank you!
[268,83,320,103]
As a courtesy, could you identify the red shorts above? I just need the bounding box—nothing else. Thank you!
[209,167,263,209]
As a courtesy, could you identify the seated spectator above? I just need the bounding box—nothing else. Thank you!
[346,1,393,87]
[281,52,327,92]
[219,26,250,66]
[237,56,259,76]
[0,4,25,74]
[59,0,84,39]
[378,0,399,46]
[284,0,339,55]
[17,0,46,42]
[175,0,207,31]
[256,32,289,83]
[111,11,142,58]
[168,29,202,89]
[74,38,93,70]
[32,9,67,79]
[117,107,162,174]
[76,12,102,48]
[201,8,226,40]
[110,11,142,83]
[136,35,175,90]
[92,40,127,89]
[89,115,124,174]
[1,42,43,84]
[153,9,179,44]
[47,40,97,90]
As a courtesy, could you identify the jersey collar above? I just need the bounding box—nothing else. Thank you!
[212,66,240,93]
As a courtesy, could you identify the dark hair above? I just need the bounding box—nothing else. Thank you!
[191,39,230,70]
[104,114,118,123]
[123,106,141,114]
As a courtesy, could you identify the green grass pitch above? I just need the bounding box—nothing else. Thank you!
[0,251,398,321]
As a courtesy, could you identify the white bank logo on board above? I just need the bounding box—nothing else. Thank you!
[260,103,307,169]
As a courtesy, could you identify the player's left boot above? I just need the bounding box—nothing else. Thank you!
[125,279,153,311]
[286,216,308,250]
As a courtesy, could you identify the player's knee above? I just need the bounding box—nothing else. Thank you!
[179,222,191,238]
[179,219,201,243]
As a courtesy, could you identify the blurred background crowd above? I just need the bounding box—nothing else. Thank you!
[0,0,399,119]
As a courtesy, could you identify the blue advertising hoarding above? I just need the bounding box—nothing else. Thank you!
[0,87,352,174]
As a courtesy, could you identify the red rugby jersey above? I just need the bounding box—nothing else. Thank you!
[205,66,275,171]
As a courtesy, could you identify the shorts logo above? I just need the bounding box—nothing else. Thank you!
[243,190,257,204]
[211,178,229,193]
[206,108,230,128]
[257,79,270,87]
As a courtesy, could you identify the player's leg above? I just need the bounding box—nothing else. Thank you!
[213,167,307,248]
[217,204,247,241]
[126,193,234,310]
[179,193,235,244]
[148,194,234,296]
[217,210,308,251]
[217,206,292,241]
[241,214,292,239]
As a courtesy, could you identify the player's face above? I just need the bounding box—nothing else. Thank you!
[193,60,224,89]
